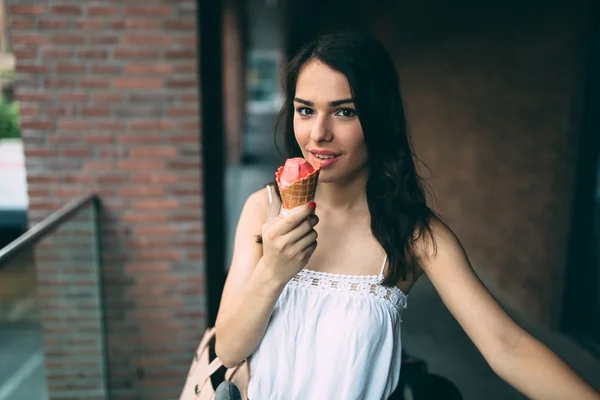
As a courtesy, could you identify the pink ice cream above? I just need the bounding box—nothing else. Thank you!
[277,157,317,188]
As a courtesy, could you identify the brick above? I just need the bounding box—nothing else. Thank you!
[113,79,162,90]
[28,188,49,198]
[79,79,110,89]
[94,121,124,130]
[58,93,88,102]
[9,4,46,15]
[58,120,89,130]
[10,17,35,30]
[52,187,84,197]
[166,107,198,117]
[39,19,72,30]
[52,35,85,45]
[77,19,105,30]
[48,134,80,144]
[124,63,173,75]
[124,262,170,273]
[165,49,196,59]
[62,148,94,157]
[129,173,179,185]
[19,105,40,117]
[163,19,196,31]
[93,93,124,103]
[111,19,161,30]
[44,78,75,88]
[46,106,77,117]
[166,79,196,88]
[51,5,82,16]
[132,198,178,210]
[91,65,122,74]
[113,48,160,60]
[123,5,172,17]
[25,147,56,157]
[88,35,119,45]
[16,63,49,74]
[135,250,181,262]
[117,160,166,171]
[41,48,73,59]
[81,107,111,117]
[77,49,108,60]
[88,5,119,16]
[13,48,37,59]
[174,64,197,74]
[171,134,199,143]
[97,173,127,184]
[28,174,60,184]
[181,121,200,130]
[21,120,55,130]
[129,120,176,130]
[117,134,162,144]
[56,64,86,74]
[176,35,197,46]
[181,94,199,103]
[130,146,178,158]
[120,186,165,197]
[17,90,51,102]
[12,34,48,45]
[84,134,114,144]
[123,34,172,46]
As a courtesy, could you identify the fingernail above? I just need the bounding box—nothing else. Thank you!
[309,201,316,209]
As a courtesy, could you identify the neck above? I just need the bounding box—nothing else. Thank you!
[313,170,370,213]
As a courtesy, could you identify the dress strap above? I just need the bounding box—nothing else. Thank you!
[266,184,273,205]
[379,255,387,276]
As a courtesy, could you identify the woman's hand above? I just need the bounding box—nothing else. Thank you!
[260,202,318,284]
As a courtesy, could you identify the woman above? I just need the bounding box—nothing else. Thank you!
[214,32,599,399]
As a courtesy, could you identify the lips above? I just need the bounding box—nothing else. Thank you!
[309,151,341,168]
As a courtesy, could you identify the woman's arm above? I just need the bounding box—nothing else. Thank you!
[215,189,318,368]
[419,217,600,400]
[215,189,282,368]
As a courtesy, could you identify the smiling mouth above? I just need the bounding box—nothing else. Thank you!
[312,153,340,160]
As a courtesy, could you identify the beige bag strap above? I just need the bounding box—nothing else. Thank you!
[266,184,281,222]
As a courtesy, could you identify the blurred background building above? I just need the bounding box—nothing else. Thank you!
[0,0,598,399]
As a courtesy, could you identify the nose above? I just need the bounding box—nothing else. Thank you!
[309,115,333,143]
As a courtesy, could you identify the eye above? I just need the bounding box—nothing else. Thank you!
[296,107,314,116]
[336,108,356,118]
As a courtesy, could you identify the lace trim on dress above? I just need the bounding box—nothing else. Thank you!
[289,269,407,310]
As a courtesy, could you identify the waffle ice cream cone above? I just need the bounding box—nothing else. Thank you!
[275,158,320,212]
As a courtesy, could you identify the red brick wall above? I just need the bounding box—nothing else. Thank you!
[8,1,205,398]
[374,3,587,326]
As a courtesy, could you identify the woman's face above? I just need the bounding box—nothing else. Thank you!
[293,59,368,184]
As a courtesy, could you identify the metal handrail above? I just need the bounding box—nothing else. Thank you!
[0,192,99,264]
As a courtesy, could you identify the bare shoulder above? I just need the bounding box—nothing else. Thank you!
[218,186,272,313]
[415,213,466,273]
[239,186,272,230]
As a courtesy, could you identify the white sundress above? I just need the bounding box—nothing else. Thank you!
[246,186,408,400]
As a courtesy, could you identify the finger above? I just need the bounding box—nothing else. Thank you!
[270,202,316,236]
[291,229,318,253]
[283,215,318,244]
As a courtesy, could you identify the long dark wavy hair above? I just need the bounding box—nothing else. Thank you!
[272,32,436,286]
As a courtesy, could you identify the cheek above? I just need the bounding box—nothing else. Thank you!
[347,128,368,161]
[293,119,310,146]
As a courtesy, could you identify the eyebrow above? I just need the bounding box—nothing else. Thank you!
[294,97,355,107]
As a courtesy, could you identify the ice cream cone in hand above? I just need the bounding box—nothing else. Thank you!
[275,158,320,214]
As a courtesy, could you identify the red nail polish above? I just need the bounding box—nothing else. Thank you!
[309,201,316,209]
